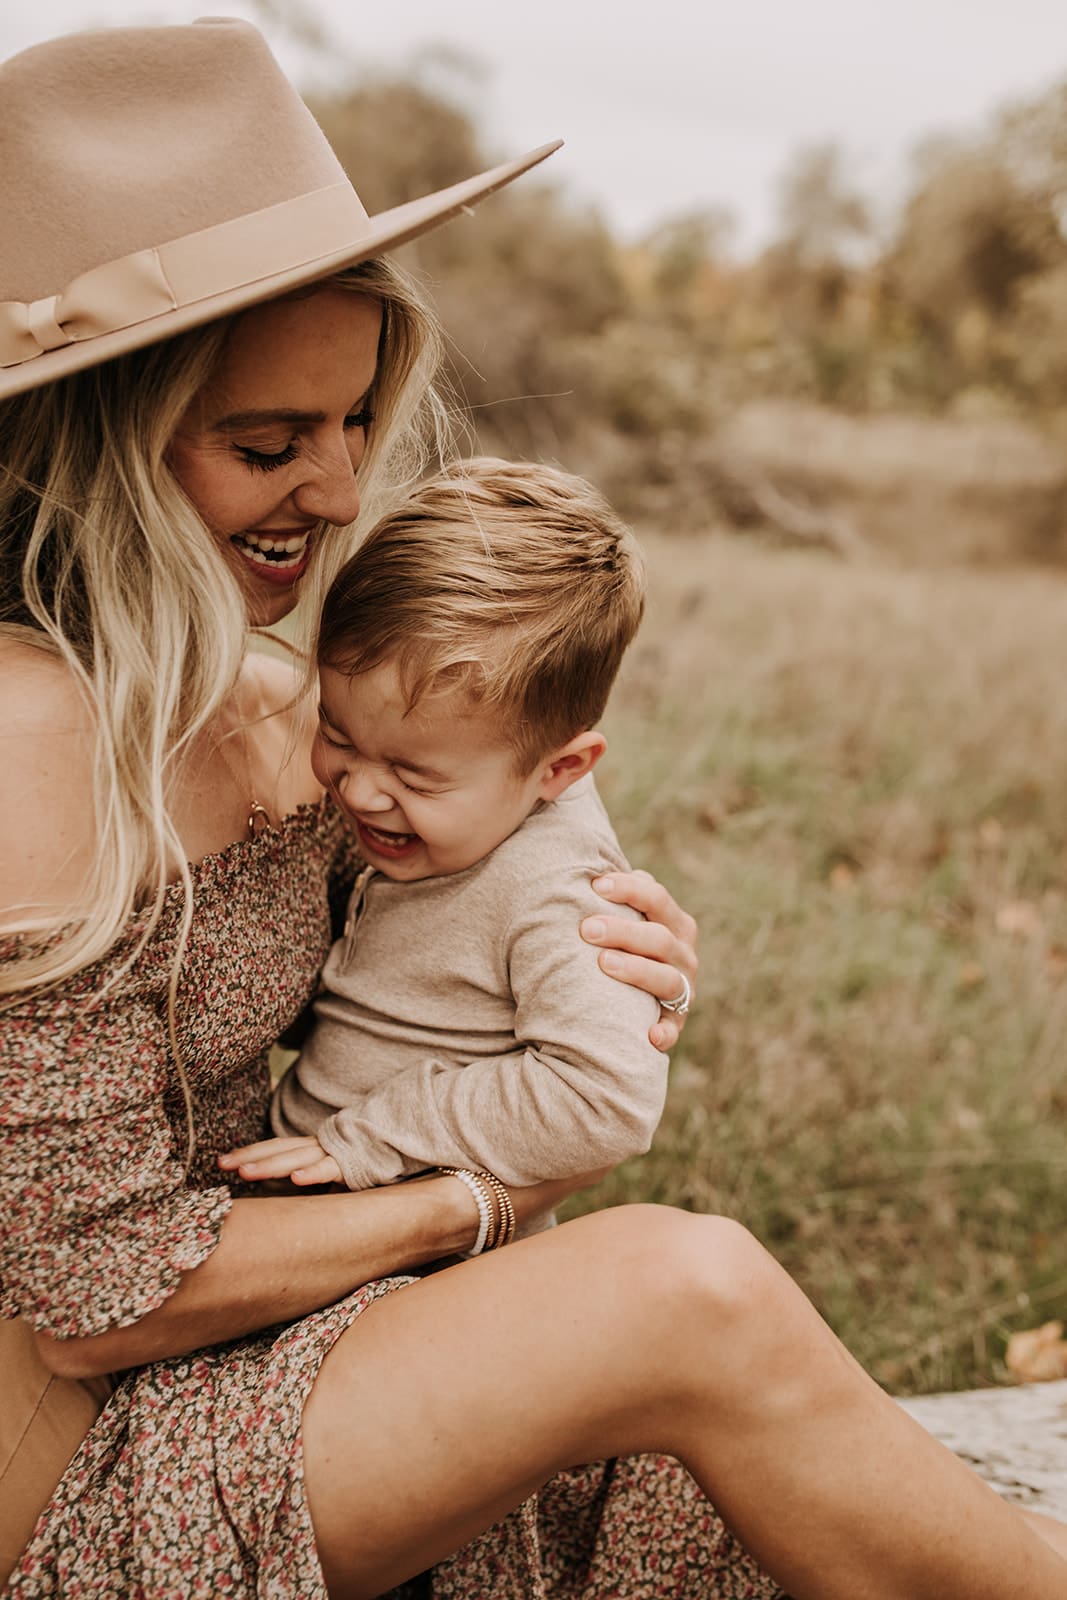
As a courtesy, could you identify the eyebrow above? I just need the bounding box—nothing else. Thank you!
[316,705,452,785]
[212,407,327,432]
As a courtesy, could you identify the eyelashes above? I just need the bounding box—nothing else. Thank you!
[236,409,376,474]
[315,727,434,797]
[237,442,299,472]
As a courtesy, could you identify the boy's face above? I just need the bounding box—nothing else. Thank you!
[314,662,572,881]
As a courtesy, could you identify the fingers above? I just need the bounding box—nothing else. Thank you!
[590,869,699,950]
[289,1154,344,1186]
[218,1135,317,1170]
[580,912,696,1050]
[581,913,698,1017]
[581,912,694,976]
[218,1135,334,1182]
[588,949,691,1050]
[651,1014,682,1052]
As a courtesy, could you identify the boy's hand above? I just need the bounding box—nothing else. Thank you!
[219,1135,343,1187]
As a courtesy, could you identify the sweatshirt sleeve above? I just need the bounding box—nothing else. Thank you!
[311,861,668,1189]
[0,934,232,1340]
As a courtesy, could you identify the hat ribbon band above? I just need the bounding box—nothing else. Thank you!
[0,183,371,369]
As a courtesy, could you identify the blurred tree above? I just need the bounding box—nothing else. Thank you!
[641,206,736,309]
[310,75,484,216]
[996,79,1067,225]
[1010,263,1067,403]
[775,142,871,270]
[313,70,627,462]
[891,148,1062,329]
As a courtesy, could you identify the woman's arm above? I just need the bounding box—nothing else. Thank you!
[581,869,699,1050]
[35,1171,593,1379]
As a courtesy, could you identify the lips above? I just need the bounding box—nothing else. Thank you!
[231,526,314,586]
[355,819,421,860]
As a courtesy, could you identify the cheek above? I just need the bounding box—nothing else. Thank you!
[347,430,369,475]
[310,738,336,791]
[170,445,263,534]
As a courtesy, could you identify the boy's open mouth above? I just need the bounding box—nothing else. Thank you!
[356,820,421,859]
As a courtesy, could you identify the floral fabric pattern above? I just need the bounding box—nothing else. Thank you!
[2,798,783,1599]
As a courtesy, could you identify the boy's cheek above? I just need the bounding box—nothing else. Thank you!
[310,737,337,793]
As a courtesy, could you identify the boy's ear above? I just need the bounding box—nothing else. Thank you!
[536,730,607,802]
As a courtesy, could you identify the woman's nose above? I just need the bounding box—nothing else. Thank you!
[294,438,362,527]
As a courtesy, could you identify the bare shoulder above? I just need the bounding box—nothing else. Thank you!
[0,638,97,922]
[2,634,88,726]
[243,647,304,714]
[241,647,323,813]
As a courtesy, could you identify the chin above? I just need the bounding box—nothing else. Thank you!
[247,591,302,629]
[234,568,307,629]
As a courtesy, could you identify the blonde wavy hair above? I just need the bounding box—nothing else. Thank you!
[1,258,446,1015]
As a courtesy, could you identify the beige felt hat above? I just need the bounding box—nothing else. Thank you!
[0,16,560,401]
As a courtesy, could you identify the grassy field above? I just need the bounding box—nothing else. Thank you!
[562,530,1067,1395]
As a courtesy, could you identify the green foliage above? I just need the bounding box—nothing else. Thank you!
[562,536,1067,1394]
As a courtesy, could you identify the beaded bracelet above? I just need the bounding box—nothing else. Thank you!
[438,1166,493,1255]
[475,1169,517,1250]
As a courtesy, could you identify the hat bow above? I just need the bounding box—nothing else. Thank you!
[0,182,371,371]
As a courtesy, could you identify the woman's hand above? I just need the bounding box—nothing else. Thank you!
[580,870,697,1051]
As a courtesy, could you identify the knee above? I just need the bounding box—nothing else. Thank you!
[587,1204,787,1331]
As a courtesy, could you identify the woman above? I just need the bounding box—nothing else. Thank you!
[2,19,1065,1600]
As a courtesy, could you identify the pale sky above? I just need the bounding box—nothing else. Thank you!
[4,0,1066,252]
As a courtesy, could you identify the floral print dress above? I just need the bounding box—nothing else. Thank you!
[1,798,783,1599]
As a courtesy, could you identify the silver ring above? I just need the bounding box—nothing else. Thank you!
[660,973,692,1016]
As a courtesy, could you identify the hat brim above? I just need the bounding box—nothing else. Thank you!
[0,140,561,402]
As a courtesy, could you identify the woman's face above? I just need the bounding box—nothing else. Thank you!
[168,287,383,627]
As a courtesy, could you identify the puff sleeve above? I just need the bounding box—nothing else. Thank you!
[0,931,232,1340]
[1,797,354,1341]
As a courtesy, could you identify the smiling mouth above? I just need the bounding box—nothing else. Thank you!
[231,528,312,570]
[356,820,421,857]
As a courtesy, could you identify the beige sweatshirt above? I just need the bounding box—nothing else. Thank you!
[272,776,667,1189]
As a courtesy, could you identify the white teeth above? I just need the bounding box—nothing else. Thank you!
[236,529,311,555]
[232,529,311,569]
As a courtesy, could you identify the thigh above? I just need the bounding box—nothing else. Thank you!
[302,1206,712,1600]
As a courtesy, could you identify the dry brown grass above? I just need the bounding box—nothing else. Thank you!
[565,532,1067,1393]
[714,401,1067,565]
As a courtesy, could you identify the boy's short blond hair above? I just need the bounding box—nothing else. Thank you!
[317,457,645,772]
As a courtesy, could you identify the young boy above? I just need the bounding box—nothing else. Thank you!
[230,457,667,1205]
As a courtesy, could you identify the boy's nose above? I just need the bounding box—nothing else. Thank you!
[339,764,392,812]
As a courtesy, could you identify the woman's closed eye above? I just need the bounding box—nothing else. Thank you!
[237,439,299,472]
[236,410,373,473]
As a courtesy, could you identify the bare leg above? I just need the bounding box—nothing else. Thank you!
[1023,1510,1067,1560]
[302,1206,1067,1600]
